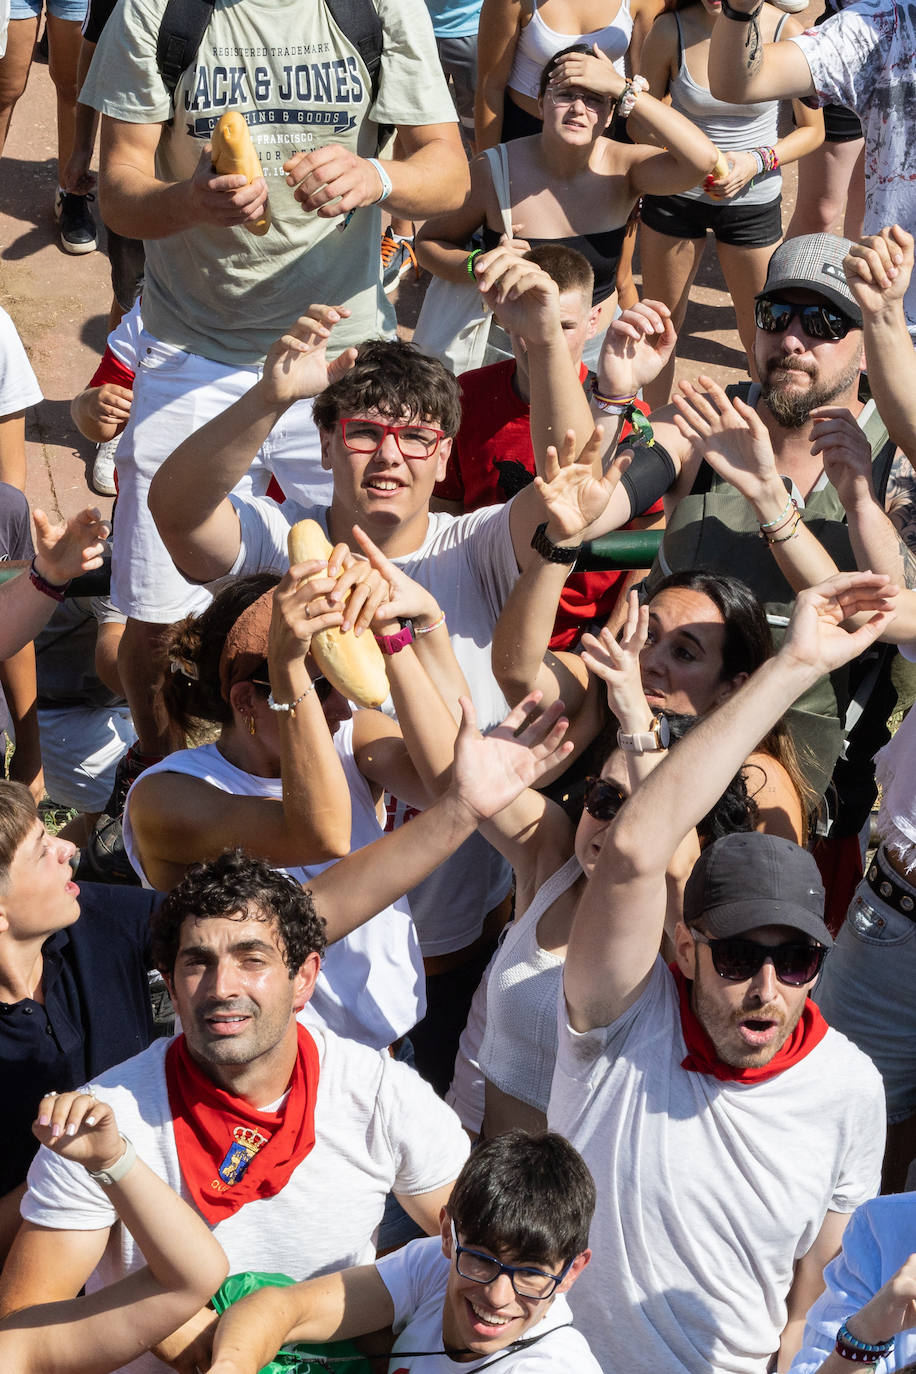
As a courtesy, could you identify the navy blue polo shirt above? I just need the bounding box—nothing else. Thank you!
[1,882,158,1195]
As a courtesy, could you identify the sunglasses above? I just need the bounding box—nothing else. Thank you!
[251,675,334,705]
[338,418,444,459]
[583,775,627,823]
[690,930,828,986]
[754,297,859,342]
[450,1220,571,1301]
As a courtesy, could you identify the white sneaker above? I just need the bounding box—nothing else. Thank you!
[769,0,810,12]
[92,437,119,496]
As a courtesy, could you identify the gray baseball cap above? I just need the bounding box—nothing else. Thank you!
[683,832,833,947]
[757,233,862,325]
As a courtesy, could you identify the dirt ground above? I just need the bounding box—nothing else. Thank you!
[0,9,823,521]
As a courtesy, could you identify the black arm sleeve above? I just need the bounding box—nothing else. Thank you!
[617,440,677,519]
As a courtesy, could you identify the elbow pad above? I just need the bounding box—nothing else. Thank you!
[618,439,677,519]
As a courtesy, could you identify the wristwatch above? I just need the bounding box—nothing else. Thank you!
[530,522,580,566]
[87,1135,137,1186]
[374,620,415,655]
[617,713,670,754]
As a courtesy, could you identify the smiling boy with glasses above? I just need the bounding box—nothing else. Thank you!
[207,1130,601,1374]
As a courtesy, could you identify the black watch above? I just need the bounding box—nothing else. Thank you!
[530,522,580,566]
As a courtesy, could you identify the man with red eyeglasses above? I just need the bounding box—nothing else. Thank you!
[549,573,891,1374]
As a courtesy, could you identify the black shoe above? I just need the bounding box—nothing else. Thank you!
[54,190,98,255]
[103,741,157,819]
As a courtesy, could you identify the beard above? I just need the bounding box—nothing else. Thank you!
[759,352,862,429]
[691,966,805,1069]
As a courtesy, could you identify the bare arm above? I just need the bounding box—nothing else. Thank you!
[0,509,109,660]
[815,420,916,590]
[776,1210,850,1371]
[0,412,27,490]
[414,154,491,284]
[70,383,133,444]
[0,644,43,805]
[209,1267,394,1374]
[61,39,100,196]
[563,573,897,1032]
[844,226,916,461]
[474,0,523,149]
[99,116,269,240]
[708,6,815,103]
[149,308,358,583]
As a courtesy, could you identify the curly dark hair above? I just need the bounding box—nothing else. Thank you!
[312,338,463,438]
[151,849,327,977]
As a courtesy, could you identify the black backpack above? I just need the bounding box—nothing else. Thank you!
[156,0,391,145]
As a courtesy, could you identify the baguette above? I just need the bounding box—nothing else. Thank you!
[287,520,390,709]
[210,111,271,236]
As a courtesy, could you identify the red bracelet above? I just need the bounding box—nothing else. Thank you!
[29,557,70,602]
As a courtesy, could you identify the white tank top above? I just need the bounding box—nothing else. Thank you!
[123,719,423,1049]
[508,0,632,101]
[479,854,582,1111]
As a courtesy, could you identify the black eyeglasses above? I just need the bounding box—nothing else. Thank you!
[755,297,859,342]
[449,1221,570,1300]
[690,930,828,986]
[582,775,627,823]
[251,675,334,704]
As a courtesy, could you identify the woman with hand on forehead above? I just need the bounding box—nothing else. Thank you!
[0,1090,228,1373]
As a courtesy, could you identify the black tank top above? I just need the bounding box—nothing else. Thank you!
[481,222,626,304]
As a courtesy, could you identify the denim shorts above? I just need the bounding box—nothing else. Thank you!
[9,0,88,22]
[815,850,916,1123]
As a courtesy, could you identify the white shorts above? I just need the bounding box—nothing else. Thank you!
[38,703,134,811]
[111,330,329,622]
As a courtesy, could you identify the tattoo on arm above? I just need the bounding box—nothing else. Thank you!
[886,455,916,588]
[744,16,762,72]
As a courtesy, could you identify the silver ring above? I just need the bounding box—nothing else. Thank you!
[45,1090,59,1098]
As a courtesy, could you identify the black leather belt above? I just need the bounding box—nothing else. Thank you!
[865,847,916,921]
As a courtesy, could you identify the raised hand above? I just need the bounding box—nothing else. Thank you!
[780,571,899,677]
[33,1090,126,1174]
[451,692,572,821]
[351,524,443,631]
[841,1253,916,1347]
[672,376,787,515]
[533,427,631,540]
[596,300,677,399]
[259,306,357,408]
[580,590,652,729]
[844,224,914,315]
[547,43,625,99]
[473,251,561,345]
[34,505,110,585]
[809,405,876,512]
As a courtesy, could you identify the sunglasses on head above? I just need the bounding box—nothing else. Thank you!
[583,775,627,823]
[251,674,334,705]
[754,297,859,342]
[690,929,827,986]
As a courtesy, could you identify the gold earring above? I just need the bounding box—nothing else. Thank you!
[247,714,257,737]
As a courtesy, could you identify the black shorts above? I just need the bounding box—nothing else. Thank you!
[640,191,783,248]
[823,101,863,143]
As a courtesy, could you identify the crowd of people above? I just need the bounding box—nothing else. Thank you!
[2,0,916,1368]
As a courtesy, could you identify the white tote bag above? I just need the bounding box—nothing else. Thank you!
[411,145,513,375]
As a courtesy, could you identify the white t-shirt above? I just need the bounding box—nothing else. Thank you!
[547,958,885,1374]
[122,720,423,1048]
[789,0,916,335]
[377,1236,602,1374]
[0,306,42,415]
[22,1031,470,1374]
[228,497,518,953]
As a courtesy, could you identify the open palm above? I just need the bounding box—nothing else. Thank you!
[452,694,572,820]
[533,428,630,540]
[260,307,357,407]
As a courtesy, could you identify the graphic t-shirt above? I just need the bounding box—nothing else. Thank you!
[80,0,456,364]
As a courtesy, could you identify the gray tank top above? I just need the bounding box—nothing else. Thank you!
[670,10,786,205]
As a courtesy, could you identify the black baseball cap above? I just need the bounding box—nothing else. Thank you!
[683,832,833,947]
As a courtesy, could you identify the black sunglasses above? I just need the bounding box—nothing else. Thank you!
[251,674,334,704]
[755,297,859,342]
[691,930,828,986]
[583,775,627,823]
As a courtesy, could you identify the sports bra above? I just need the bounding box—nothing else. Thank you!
[508,0,632,101]
[482,221,626,303]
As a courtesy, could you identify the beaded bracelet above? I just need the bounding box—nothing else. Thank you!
[466,249,482,279]
[618,74,649,119]
[591,384,638,416]
[835,1319,895,1364]
[414,610,447,636]
[759,494,796,531]
[756,145,779,173]
[268,682,316,718]
[761,511,802,544]
[29,556,70,602]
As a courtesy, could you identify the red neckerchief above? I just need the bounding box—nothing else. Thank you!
[671,965,828,1084]
[165,1023,319,1223]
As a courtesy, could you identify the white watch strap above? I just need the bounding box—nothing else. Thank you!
[87,1135,137,1185]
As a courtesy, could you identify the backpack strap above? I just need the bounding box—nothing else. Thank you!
[157,0,215,98]
[324,0,391,150]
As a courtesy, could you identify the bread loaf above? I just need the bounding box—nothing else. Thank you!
[287,520,390,709]
[211,111,271,236]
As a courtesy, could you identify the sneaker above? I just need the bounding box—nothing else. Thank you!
[54,189,98,255]
[102,741,161,820]
[381,228,419,294]
[92,436,119,496]
[769,0,810,11]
